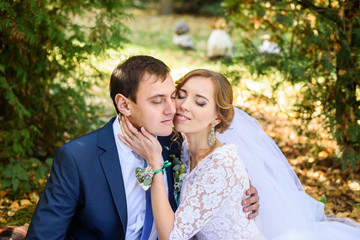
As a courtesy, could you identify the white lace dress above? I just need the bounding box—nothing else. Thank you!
[169,144,267,240]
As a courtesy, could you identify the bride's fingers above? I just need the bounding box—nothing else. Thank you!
[140,126,157,143]
[120,116,132,136]
[118,133,131,148]
[124,116,140,138]
[120,117,136,143]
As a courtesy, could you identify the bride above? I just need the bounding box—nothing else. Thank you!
[120,69,266,239]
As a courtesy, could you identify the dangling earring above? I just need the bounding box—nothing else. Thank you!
[208,124,216,147]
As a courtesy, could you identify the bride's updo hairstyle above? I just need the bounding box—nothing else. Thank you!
[175,69,234,133]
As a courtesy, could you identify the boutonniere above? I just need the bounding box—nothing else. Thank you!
[135,161,172,191]
[170,154,185,205]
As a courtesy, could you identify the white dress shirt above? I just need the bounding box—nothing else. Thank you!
[112,117,168,240]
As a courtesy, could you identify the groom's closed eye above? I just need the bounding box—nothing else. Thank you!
[148,95,167,104]
[152,98,165,104]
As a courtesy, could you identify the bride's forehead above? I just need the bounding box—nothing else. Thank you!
[182,77,215,93]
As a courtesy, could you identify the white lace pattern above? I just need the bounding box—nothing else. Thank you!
[169,144,263,240]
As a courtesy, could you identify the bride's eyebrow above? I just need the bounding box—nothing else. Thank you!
[195,94,209,102]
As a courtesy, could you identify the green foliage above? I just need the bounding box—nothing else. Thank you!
[320,194,327,204]
[1,158,52,194]
[173,0,223,15]
[0,0,130,192]
[222,0,360,169]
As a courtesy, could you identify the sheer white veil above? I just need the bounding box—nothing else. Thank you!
[217,107,360,239]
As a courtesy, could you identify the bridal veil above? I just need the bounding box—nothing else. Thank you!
[217,107,360,239]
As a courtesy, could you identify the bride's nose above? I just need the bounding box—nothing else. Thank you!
[176,98,190,112]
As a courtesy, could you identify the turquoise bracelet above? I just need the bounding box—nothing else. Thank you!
[153,160,172,176]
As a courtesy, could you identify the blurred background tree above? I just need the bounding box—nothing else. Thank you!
[0,0,130,193]
[222,0,360,169]
[172,0,223,15]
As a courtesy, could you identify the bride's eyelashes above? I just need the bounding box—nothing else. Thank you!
[195,101,206,107]
[176,90,207,107]
[176,90,186,99]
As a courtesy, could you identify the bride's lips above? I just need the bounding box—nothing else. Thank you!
[176,113,190,121]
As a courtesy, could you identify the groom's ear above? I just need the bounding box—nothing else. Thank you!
[115,94,132,116]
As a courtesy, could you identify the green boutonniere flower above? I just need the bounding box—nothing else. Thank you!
[170,154,185,205]
[135,166,154,191]
[135,160,172,191]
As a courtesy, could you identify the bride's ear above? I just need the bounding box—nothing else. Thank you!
[213,116,222,126]
[115,94,131,116]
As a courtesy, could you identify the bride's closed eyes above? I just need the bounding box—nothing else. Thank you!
[177,89,208,107]
[176,89,186,99]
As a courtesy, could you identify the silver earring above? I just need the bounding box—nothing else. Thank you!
[208,124,215,147]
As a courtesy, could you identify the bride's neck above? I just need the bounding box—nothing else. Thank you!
[185,133,221,170]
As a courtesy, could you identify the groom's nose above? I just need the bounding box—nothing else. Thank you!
[164,98,176,116]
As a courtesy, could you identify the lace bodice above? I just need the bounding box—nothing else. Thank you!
[169,144,262,240]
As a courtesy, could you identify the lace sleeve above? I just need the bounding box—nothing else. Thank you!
[170,147,248,239]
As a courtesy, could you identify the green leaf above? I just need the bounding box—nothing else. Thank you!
[173,165,181,172]
[0,1,11,11]
[45,158,53,167]
[1,178,12,189]
[21,180,31,192]
[348,125,360,142]
[320,194,327,204]
[143,178,152,186]
[12,178,20,192]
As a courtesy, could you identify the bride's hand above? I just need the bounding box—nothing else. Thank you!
[118,116,163,170]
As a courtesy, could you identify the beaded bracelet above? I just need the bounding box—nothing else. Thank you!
[135,160,172,191]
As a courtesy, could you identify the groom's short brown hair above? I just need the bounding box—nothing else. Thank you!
[110,55,170,114]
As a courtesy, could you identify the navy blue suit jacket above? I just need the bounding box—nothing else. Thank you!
[26,118,181,240]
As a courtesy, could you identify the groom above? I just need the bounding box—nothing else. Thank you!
[26,55,259,239]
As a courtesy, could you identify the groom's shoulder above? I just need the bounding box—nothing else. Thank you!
[60,118,115,152]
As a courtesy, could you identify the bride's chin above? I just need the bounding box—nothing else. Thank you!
[174,124,184,133]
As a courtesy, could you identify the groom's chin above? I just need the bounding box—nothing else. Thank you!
[151,126,173,137]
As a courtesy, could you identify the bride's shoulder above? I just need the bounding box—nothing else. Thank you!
[214,144,238,155]
[211,144,245,168]
[209,144,240,162]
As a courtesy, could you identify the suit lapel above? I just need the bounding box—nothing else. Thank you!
[98,117,127,235]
